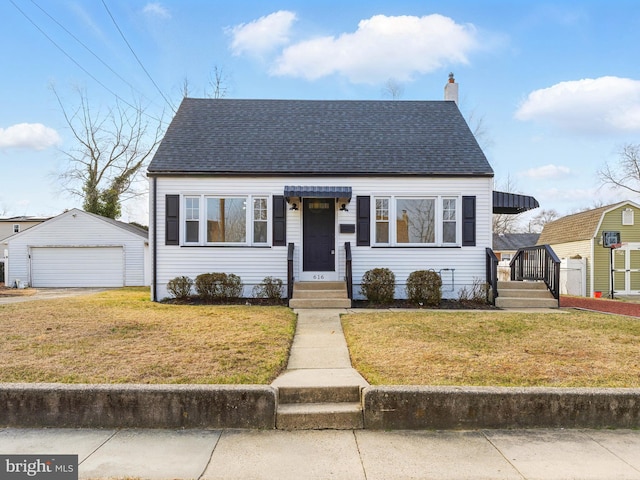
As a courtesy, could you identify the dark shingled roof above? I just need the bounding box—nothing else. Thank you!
[147,98,494,177]
[493,233,540,251]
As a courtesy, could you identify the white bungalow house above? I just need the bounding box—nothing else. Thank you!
[147,78,538,302]
[3,208,149,288]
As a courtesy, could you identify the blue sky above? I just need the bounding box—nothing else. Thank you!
[1,0,640,226]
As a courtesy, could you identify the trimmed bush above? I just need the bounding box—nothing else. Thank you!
[166,276,193,300]
[406,270,442,306]
[195,273,244,302]
[360,268,396,304]
[223,273,243,299]
[252,277,284,300]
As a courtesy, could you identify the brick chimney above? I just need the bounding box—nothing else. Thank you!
[444,72,458,105]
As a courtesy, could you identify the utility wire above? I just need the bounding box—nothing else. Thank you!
[30,0,150,105]
[101,0,176,113]
[8,0,169,126]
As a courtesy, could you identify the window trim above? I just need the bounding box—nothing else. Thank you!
[371,195,462,247]
[182,194,271,247]
[13,224,20,234]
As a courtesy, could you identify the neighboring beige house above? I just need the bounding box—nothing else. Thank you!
[0,216,51,241]
[537,201,640,297]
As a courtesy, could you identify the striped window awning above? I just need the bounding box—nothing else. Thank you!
[493,190,539,214]
[284,186,352,201]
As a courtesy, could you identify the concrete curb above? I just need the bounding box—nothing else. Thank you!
[363,386,640,430]
[2,384,640,429]
[0,384,276,429]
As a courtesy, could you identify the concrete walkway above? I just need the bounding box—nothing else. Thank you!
[271,308,369,389]
[2,427,640,479]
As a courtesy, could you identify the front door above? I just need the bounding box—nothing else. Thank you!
[302,198,336,279]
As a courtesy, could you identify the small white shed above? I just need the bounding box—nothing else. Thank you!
[2,209,149,288]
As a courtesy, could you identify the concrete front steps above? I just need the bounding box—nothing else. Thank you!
[288,281,351,309]
[276,386,363,430]
[496,281,558,308]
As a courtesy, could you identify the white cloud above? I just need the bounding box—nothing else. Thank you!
[515,76,640,134]
[0,123,61,151]
[521,164,570,179]
[143,3,171,19]
[228,11,297,57]
[270,14,480,84]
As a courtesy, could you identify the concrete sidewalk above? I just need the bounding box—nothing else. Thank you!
[2,427,640,479]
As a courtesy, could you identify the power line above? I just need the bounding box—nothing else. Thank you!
[8,0,169,126]
[30,0,148,103]
[101,0,176,113]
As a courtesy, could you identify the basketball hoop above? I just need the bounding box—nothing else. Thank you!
[610,243,622,249]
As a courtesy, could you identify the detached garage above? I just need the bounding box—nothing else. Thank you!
[2,209,148,288]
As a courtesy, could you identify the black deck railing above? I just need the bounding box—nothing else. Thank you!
[486,248,499,305]
[511,244,561,300]
[345,242,353,299]
[287,242,295,299]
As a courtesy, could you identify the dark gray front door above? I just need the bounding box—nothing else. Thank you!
[303,198,335,272]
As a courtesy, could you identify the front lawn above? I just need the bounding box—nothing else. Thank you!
[0,288,296,384]
[342,310,640,387]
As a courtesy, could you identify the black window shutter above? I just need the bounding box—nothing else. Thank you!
[462,196,476,246]
[356,196,371,246]
[272,195,286,246]
[165,195,179,245]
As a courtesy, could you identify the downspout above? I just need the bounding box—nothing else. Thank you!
[152,176,157,302]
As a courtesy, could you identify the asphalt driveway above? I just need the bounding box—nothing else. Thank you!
[0,288,108,304]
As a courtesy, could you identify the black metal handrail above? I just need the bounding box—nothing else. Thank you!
[486,248,499,305]
[345,242,353,299]
[287,242,294,299]
[510,244,561,300]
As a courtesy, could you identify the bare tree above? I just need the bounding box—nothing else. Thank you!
[53,87,164,219]
[598,143,640,195]
[492,174,523,234]
[381,78,405,100]
[526,209,560,233]
[207,66,231,99]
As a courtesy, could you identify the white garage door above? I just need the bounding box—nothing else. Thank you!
[31,247,124,287]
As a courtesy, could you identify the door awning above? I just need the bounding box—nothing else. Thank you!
[493,190,539,214]
[284,186,352,202]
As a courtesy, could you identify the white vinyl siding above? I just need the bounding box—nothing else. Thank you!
[152,175,492,300]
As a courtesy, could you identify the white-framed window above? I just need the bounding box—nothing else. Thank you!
[372,196,461,246]
[375,198,390,244]
[185,196,200,243]
[13,224,19,233]
[183,194,269,246]
[622,208,634,226]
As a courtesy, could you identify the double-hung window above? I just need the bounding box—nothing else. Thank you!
[183,195,269,246]
[373,196,459,246]
[185,197,200,243]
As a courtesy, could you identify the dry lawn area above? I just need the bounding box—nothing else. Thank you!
[0,288,296,384]
[342,310,640,387]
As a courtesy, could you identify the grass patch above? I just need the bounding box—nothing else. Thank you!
[0,287,296,384]
[342,310,640,387]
